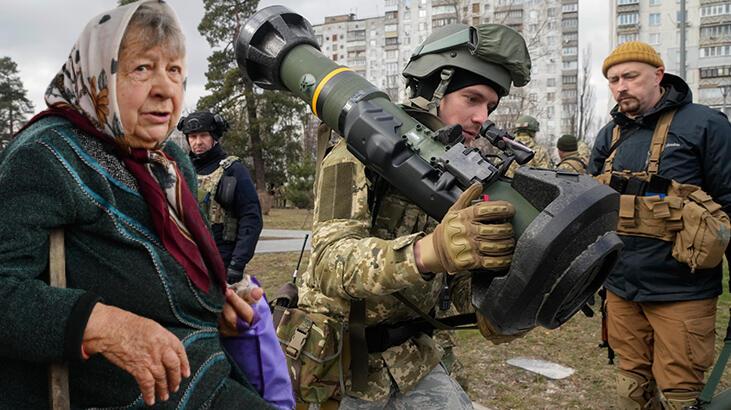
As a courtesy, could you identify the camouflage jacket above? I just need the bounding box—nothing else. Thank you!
[506,132,552,177]
[556,151,587,174]
[577,140,592,165]
[299,135,473,401]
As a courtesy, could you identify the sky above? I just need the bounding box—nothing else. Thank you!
[0,0,611,122]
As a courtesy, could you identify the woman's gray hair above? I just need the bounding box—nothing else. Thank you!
[121,1,185,57]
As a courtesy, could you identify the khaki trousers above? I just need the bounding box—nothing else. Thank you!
[606,290,717,392]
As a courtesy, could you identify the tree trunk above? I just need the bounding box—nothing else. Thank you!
[244,83,266,191]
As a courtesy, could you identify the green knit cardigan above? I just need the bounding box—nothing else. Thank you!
[0,117,271,409]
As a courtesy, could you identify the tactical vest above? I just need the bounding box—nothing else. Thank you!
[595,110,730,271]
[197,156,239,241]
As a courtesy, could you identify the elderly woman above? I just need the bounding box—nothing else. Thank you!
[0,1,274,408]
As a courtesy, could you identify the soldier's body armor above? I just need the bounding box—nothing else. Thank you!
[196,156,239,241]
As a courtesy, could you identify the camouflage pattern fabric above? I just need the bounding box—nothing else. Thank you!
[338,363,473,410]
[577,140,592,165]
[298,138,474,402]
[197,165,227,225]
[556,151,587,174]
[196,156,239,240]
[505,132,552,177]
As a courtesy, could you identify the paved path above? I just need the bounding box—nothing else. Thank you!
[255,229,311,253]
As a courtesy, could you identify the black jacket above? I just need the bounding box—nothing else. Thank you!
[589,73,731,302]
[190,144,262,274]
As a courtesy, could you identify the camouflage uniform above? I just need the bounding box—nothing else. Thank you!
[299,137,474,404]
[577,140,591,165]
[556,151,587,174]
[505,132,552,177]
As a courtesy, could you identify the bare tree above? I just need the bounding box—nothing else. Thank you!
[575,46,597,142]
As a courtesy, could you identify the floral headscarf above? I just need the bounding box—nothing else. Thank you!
[44,0,163,138]
[37,0,226,293]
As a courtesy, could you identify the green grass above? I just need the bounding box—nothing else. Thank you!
[251,208,731,409]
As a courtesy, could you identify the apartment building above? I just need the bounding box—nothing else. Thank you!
[310,0,580,148]
[610,0,731,116]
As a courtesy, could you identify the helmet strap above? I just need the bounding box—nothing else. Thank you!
[426,67,454,115]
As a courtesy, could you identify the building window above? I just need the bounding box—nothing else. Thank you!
[547,78,557,87]
[547,92,555,102]
[701,3,731,17]
[432,5,456,15]
[701,45,731,57]
[547,7,557,17]
[562,18,578,29]
[617,0,639,4]
[649,0,661,5]
[563,60,578,70]
[618,12,639,26]
[649,13,661,26]
[563,32,578,42]
[332,34,337,41]
[472,3,480,13]
[699,65,731,78]
[419,9,426,17]
[701,24,731,39]
[649,32,661,45]
[562,46,578,56]
[384,24,397,32]
[562,3,578,13]
[617,33,638,44]
[562,75,577,84]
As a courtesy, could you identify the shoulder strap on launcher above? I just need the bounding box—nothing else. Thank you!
[48,229,70,410]
[348,292,477,391]
[601,109,677,177]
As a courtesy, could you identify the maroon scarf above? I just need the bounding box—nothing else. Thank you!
[24,107,226,293]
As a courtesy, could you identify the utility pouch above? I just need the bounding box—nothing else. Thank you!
[275,308,346,404]
[672,190,731,272]
[215,175,237,211]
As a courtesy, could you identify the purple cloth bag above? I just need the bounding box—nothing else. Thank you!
[221,278,295,410]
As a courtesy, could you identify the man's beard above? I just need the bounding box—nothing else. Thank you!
[618,96,640,116]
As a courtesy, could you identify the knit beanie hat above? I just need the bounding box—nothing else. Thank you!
[557,134,578,152]
[602,41,664,77]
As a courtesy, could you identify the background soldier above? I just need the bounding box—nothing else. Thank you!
[589,41,731,409]
[555,134,586,174]
[298,23,530,409]
[506,114,552,177]
[179,111,263,284]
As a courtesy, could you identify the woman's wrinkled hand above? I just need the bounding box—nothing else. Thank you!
[218,287,262,337]
[82,303,190,406]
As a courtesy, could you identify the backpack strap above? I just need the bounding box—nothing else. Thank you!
[601,126,622,178]
[602,109,677,176]
[647,109,676,175]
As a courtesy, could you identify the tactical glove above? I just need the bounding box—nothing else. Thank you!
[418,182,515,274]
[476,312,529,344]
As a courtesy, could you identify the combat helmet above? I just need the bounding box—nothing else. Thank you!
[513,114,539,135]
[402,23,531,112]
[177,111,230,140]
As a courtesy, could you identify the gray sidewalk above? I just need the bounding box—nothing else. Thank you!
[255,229,311,253]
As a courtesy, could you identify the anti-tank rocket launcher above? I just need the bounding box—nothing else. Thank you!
[236,6,623,335]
